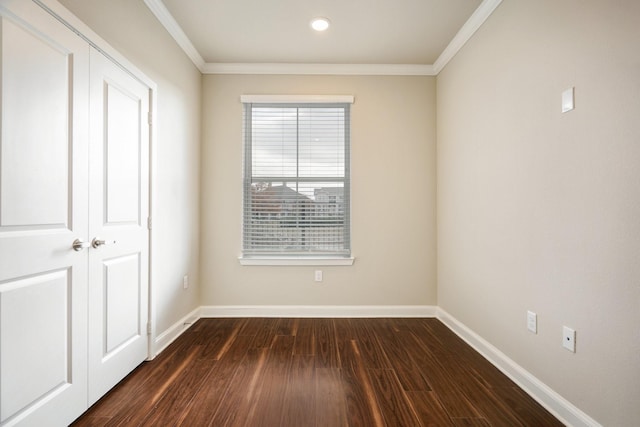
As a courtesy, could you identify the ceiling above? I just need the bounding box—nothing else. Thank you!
[144,0,502,75]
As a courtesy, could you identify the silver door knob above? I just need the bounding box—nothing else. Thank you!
[72,238,91,252]
[92,237,116,248]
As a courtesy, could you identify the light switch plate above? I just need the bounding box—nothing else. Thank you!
[562,87,575,113]
[527,311,537,334]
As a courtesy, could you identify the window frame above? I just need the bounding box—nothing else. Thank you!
[239,96,354,266]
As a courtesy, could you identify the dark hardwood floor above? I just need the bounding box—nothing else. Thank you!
[72,318,563,426]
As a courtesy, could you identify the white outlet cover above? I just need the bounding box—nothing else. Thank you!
[314,270,323,282]
[563,326,576,352]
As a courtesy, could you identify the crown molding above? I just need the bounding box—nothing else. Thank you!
[143,0,205,71]
[144,0,502,76]
[433,0,503,74]
[203,62,435,76]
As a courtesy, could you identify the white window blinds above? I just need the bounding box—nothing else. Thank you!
[242,100,351,257]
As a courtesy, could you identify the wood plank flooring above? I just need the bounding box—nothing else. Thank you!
[72,318,564,426]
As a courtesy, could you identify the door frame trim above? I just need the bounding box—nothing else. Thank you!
[34,0,158,359]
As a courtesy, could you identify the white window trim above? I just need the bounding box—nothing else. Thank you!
[238,256,355,266]
[240,94,354,104]
[240,95,354,266]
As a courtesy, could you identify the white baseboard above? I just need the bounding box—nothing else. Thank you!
[199,305,437,318]
[152,306,201,357]
[436,308,601,427]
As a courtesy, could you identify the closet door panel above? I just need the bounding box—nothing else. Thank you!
[0,17,70,227]
[0,271,70,422]
[103,253,141,355]
[104,83,142,224]
[0,2,89,426]
[88,48,150,406]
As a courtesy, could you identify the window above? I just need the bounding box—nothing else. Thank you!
[241,96,352,262]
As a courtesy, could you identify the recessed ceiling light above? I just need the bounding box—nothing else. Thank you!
[311,17,330,32]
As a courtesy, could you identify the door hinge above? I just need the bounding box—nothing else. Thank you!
[147,111,153,125]
[147,217,152,230]
[147,322,152,335]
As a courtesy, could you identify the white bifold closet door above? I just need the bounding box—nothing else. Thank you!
[0,2,90,425]
[87,47,150,407]
[0,1,150,425]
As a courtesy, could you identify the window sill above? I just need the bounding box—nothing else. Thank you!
[238,256,355,266]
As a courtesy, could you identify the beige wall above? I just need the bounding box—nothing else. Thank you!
[200,75,437,306]
[59,0,202,335]
[437,1,640,425]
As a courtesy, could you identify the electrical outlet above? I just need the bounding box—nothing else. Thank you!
[562,326,576,352]
[527,311,537,334]
[183,274,189,289]
[314,270,323,282]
